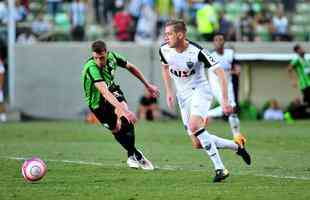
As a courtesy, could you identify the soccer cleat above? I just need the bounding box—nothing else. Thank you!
[135,150,154,170]
[213,169,230,182]
[236,146,251,165]
[234,133,246,147]
[127,156,140,169]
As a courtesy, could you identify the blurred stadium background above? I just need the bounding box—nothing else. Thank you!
[0,0,310,120]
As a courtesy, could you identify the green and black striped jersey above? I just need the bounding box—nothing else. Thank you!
[82,51,127,109]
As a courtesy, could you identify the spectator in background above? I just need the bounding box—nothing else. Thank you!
[92,0,101,24]
[172,0,187,20]
[271,8,291,41]
[102,0,116,25]
[282,0,296,14]
[47,0,62,21]
[218,10,236,41]
[1,0,27,23]
[0,1,6,24]
[128,0,143,38]
[239,10,255,41]
[32,12,51,37]
[135,4,157,44]
[288,44,310,106]
[138,89,161,121]
[0,49,6,122]
[16,27,37,44]
[263,99,284,121]
[69,0,86,41]
[156,0,173,38]
[113,1,134,41]
[196,0,219,41]
[21,0,28,10]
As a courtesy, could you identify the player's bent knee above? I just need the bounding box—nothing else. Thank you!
[189,124,200,134]
[192,142,202,149]
[190,135,203,149]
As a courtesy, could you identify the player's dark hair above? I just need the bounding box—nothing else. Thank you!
[293,44,301,53]
[213,32,225,40]
[165,19,187,33]
[92,40,107,53]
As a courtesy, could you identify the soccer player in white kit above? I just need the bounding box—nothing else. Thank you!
[208,33,246,146]
[159,20,251,182]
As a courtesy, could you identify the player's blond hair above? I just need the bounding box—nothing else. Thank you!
[165,19,187,33]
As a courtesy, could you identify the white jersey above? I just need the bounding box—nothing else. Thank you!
[209,48,236,107]
[211,48,234,82]
[159,41,220,98]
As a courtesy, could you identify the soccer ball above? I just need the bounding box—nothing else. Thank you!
[21,157,47,182]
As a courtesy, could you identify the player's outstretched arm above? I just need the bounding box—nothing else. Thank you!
[161,64,174,111]
[287,64,298,88]
[125,62,160,97]
[94,81,137,124]
[214,67,232,115]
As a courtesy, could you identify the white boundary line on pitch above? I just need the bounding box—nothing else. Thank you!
[3,156,310,181]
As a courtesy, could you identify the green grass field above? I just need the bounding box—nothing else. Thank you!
[0,120,310,200]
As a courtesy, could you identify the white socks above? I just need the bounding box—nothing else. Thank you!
[209,134,238,150]
[207,107,241,137]
[195,128,225,170]
[228,114,240,136]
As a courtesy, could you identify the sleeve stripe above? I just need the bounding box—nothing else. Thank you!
[86,68,94,81]
[87,68,104,82]
[159,48,168,64]
[111,51,127,67]
[200,50,219,66]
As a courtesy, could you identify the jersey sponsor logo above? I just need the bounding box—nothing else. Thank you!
[170,68,195,77]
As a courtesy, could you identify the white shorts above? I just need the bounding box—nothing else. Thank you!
[208,71,236,107]
[177,86,213,136]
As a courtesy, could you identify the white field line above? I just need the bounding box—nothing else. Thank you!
[3,156,310,181]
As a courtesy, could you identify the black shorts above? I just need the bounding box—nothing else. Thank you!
[90,85,126,130]
[302,86,310,105]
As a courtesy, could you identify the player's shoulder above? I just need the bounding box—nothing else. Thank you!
[187,41,205,58]
[292,54,300,60]
[188,40,203,50]
[224,48,234,53]
[84,57,96,67]
[107,51,119,59]
[159,42,172,57]
[290,54,301,65]
[159,42,169,51]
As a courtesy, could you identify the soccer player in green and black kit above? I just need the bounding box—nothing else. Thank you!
[82,40,159,170]
[288,44,310,106]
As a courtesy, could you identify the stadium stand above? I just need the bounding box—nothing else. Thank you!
[0,0,309,42]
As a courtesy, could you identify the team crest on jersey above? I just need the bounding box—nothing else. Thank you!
[186,61,194,69]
